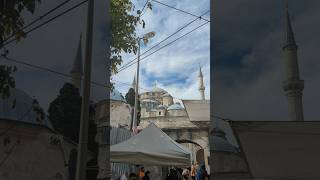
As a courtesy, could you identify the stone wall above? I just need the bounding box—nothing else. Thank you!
[212,152,251,180]
[0,121,77,180]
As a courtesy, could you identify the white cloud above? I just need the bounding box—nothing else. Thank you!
[113,0,210,99]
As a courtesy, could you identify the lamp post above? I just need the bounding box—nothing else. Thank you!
[132,32,155,133]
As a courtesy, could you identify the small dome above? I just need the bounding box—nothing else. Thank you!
[110,89,125,102]
[211,128,238,153]
[0,88,53,129]
[161,93,171,97]
[167,102,184,110]
[151,87,167,93]
[157,105,166,109]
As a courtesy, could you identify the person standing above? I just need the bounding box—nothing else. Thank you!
[195,163,205,180]
[182,169,192,180]
[138,167,145,180]
[142,171,151,180]
[190,165,196,180]
[120,172,128,180]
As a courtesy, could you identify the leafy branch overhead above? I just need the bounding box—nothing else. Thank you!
[0,0,41,45]
[0,0,41,100]
[110,0,153,74]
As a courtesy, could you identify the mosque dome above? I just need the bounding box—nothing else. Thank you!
[157,105,166,109]
[161,93,171,97]
[0,88,53,129]
[151,87,167,93]
[110,89,126,102]
[212,127,239,153]
[167,102,184,110]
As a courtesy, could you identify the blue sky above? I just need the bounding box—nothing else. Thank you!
[2,0,209,111]
[112,0,210,101]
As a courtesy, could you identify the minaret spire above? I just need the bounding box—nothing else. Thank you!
[283,0,296,49]
[70,33,84,90]
[132,74,136,89]
[282,0,304,121]
[198,65,205,100]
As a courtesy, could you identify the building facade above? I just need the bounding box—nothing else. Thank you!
[0,88,80,180]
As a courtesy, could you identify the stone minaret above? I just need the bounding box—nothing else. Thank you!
[198,66,205,100]
[70,34,83,90]
[132,74,136,89]
[282,0,304,121]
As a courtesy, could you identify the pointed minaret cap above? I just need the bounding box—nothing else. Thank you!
[70,33,83,75]
[283,0,297,49]
[198,64,203,77]
[132,74,136,89]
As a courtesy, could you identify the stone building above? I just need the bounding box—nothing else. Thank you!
[211,127,251,180]
[138,67,211,172]
[0,88,82,180]
[94,89,134,179]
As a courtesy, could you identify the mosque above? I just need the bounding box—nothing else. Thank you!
[0,88,81,180]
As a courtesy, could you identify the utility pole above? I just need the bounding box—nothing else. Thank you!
[75,0,94,179]
[132,39,141,133]
[132,32,155,133]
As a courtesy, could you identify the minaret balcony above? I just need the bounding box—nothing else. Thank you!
[282,79,304,91]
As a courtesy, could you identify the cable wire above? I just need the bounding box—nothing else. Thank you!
[1,0,88,48]
[118,21,209,72]
[117,9,209,72]
[0,55,109,89]
[139,0,150,17]
[1,0,73,46]
[152,0,210,22]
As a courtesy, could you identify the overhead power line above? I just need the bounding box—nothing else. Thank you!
[152,0,210,22]
[1,0,73,46]
[1,0,88,48]
[118,21,209,72]
[0,55,151,92]
[139,0,150,17]
[0,55,109,88]
[117,10,210,72]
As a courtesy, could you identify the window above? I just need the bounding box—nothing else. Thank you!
[159,112,161,115]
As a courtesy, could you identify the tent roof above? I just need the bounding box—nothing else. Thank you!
[110,123,191,166]
[231,121,320,179]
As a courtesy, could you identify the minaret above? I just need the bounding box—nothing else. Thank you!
[198,66,205,100]
[132,74,136,89]
[282,0,304,121]
[70,34,83,90]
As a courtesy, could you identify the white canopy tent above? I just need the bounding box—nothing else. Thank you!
[110,123,192,166]
[230,121,320,180]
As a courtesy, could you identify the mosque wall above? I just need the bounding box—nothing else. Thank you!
[167,109,187,117]
[212,152,251,180]
[95,99,132,129]
[0,121,77,180]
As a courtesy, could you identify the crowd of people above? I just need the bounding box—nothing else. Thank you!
[116,162,209,180]
[117,167,150,180]
[166,162,209,180]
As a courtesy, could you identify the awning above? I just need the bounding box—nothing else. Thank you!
[110,123,191,166]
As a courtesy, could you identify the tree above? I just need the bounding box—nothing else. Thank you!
[125,87,135,107]
[0,0,41,45]
[110,0,152,74]
[0,0,41,99]
[48,83,98,180]
[125,87,141,129]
